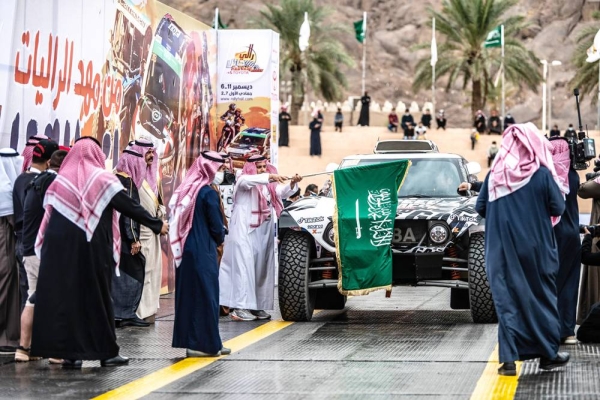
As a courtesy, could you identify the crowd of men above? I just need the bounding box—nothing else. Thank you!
[0,135,302,365]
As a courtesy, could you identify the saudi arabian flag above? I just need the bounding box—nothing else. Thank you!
[333,160,411,295]
[484,26,502,48]
[354,18,366,43]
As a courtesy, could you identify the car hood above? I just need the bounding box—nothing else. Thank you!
[396,196,482,237]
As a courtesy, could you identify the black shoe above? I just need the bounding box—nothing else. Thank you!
[498,362,517,376]
[101,355,129,367]
[0,346,17,355]
[539,352,570,370]
[119,318,150,328]
[62,359,82,369]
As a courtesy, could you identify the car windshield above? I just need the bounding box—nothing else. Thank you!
[233,133,266,146]
[339,158,464,198]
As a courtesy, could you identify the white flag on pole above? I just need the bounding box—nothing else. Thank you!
[431,18,437,67]
[299,12,310,52]
[586,28,600,63]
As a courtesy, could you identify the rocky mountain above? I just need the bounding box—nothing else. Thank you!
[163,0,600,129]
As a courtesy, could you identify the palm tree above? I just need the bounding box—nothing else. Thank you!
[255,0,355,123]
[570,26,600,104]
[413,0,541,116]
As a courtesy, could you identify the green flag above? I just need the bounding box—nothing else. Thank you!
[353,19,365,43]
[484,26,502,48]
[333,160,411,295]
[215,14,227,29]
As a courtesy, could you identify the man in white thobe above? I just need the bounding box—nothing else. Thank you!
[132,139,166,323]
[219,155,300,321]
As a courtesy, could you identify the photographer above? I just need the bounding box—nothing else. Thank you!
[577,226,600,343]
[577,163,600,325]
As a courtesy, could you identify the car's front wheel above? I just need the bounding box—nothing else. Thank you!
[468,232,497,323]
[278,231,316,321]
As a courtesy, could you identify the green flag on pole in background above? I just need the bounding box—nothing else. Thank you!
[333,160,411,295]
[214,13,227,29]
[353,18,366,43]
[484,26,502,48]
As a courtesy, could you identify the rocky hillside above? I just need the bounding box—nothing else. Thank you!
[164,0,600,129]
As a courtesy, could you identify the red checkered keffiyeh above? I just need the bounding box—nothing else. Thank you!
[115,146,147,188]
[548,138,571,195]
[241,155,284,228]
[488,123,562,225]
[169,151,224,267]
[35,137,125,268]
[21,134,48,172]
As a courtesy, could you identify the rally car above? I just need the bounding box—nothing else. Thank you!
[226,127,271,169]
[277,142,496,324]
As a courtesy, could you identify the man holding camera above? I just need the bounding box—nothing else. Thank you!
[577,164,600,324]
[578,226,600,343]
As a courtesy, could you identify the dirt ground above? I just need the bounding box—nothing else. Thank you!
[277,125,600,214]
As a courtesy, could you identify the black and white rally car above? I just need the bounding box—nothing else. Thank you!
[277,140,497,323]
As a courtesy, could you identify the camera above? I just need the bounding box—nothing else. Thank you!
[580,224,600,237]
[570,89,596,170]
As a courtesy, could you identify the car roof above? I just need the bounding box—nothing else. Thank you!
[374,140,439,153]
[242,127,270,134]
[342,152,464,161]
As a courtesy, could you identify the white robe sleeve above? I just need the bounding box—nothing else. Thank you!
[276,183,297,200]
[237,173,270,191]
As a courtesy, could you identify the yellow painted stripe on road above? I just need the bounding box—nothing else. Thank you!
[470,345,522,400]
[93,320,293,400]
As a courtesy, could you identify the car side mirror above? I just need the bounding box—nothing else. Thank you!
[466,161,481,175]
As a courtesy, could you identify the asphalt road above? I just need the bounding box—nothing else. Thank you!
[1,286,598,399]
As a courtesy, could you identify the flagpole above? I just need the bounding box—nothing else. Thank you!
[361,11,367,94]
[432,18,436,117]
[501,24,505,125]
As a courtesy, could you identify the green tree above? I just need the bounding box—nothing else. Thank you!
[570,26,600,105]
[413,0,541,117]
[255,0,355,123]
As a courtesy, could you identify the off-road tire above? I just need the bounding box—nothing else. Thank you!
[278,231,316,321]
[468,232,497,323]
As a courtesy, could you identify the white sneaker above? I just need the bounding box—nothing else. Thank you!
[230,309,257,321]
[562,336,578,345]
[250,310,271,320]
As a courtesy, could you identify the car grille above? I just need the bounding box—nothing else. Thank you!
[392,220,428,244]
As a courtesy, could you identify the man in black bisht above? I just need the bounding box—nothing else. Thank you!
[31,137,167,369]
[113,146,153,328]
[357,91,370,126]
[278,105,291,147]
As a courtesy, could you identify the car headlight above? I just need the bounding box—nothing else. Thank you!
[429,224,449,244]
[323,222,335,247]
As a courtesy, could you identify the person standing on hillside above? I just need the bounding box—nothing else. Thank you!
[388,108,399,132]
[357,92,370,126]
[278,105,291,147]
[334,108,344,132]
[420,109,432,129]
[309,113,322,157]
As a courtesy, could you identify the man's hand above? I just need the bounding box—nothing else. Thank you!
[269,174,288,184]
[131,241,142,255]
[160,222,169,235]
[458,182,471,191]
[290,174,303,184]
[584,227,591,235]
